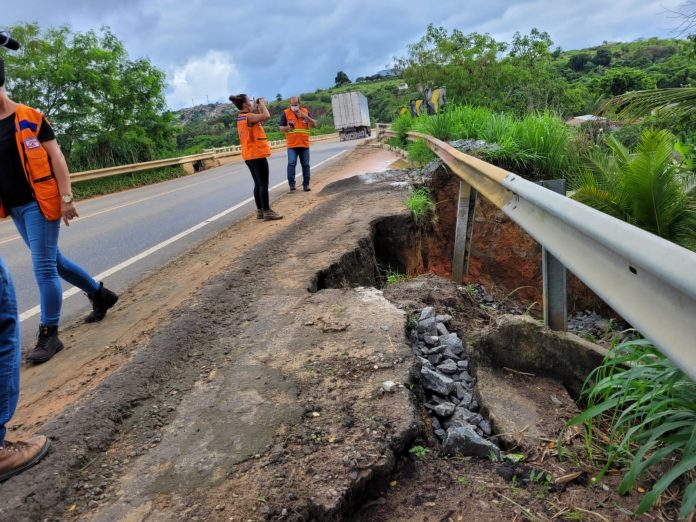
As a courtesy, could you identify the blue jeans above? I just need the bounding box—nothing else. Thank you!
[287,147,310,189]
[10,202,99,326]
[0,258,20,445]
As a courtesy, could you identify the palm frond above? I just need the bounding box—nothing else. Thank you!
[601,88,696,122]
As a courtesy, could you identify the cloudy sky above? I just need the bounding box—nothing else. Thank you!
[2,0,689,109]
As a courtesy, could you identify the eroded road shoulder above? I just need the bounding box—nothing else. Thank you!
[1,148,420,521]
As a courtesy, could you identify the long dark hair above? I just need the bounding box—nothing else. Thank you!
[229,94,248,110]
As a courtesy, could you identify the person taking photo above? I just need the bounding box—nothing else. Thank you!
[279,96,316,192]
[229,94,282,221]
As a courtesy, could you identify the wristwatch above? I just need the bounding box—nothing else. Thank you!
[62,194,74,204]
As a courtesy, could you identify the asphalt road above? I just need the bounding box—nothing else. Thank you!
[0,138,358,345]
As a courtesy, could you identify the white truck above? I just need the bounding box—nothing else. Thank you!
[331,92,371,141]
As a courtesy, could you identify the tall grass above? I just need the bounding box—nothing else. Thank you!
[407,139,436,166]
[564,338,696,519]
[398,105,580,180]
[406,187,436,221]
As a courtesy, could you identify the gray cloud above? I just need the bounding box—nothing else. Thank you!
[2,0,687,109]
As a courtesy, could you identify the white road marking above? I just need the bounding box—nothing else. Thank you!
[18,149,348,322]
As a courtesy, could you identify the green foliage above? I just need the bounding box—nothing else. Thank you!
[593,67,656,97]
[334,70,351,86]
[568,53,591,72]
[405,105,580,180]
[569,129,696,251]
[384,269,408,286]
[393,27,695,125]
[407,139,436,166]
[564,338,696,519]
[405,187,436,218]
[72,166,189,199]
[409,445,430,460]
[593,49,612,67]
[603,87,696,122]
[1,23,176,171]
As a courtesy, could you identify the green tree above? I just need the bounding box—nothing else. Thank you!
[568,53,591,71]
[275,93,282,101]
[1,23,175,169]
[334,70,351,86]
[592,48,612,66]
[594,67,655,96]
[393,24,507,108]
[570,129,696,250]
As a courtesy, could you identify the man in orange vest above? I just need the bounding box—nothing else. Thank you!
[279,96,316,192]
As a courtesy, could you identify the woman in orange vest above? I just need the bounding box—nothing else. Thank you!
[229,94,282,221]
[0,60,118,365]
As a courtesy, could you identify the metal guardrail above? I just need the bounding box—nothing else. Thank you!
[378,125,696,381]
[71,133,340,182]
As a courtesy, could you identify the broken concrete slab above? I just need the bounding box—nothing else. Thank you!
[475,365,579,453]
[471,315,608,397]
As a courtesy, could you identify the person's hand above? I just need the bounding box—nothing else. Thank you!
[256,97,266,106]
[61,201,79,226]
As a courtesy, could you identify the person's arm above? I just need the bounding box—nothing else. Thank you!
[279,111,293,133]
[246,98,270,123]
[302,109,317,129]
[42,139,79,226]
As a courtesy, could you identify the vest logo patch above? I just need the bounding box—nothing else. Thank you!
[25,138,41,150]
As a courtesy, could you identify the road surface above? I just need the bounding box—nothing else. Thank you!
[0,138,357,345]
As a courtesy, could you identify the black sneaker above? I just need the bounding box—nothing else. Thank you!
[289,187,297,192]
[26,325,63,365]
[256,209,264,219]
[85,282,119,323]
[303,186,311,192]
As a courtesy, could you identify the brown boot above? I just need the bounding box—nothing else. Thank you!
[0,435,50,482]
[263,209,283,221]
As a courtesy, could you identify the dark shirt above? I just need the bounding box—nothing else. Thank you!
[0,112,55,211]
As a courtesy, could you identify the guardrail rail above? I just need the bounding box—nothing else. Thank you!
[378,124,696,381]
[71,133,340,182]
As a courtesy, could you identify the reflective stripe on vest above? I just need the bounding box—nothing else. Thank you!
[284,108,311,149]
[0,105,61,221]
[237,112,271,160]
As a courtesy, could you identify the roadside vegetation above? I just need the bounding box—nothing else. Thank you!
[564,338,696,519]
[389,22,696,520]
[405,187,436,221]
[71,166,190,200]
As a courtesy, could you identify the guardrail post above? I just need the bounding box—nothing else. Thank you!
[452,180,477,283]
[537,180,567,331]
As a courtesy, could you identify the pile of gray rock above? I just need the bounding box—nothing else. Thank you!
[411,307,500,459]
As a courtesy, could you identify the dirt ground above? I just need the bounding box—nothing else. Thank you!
[10,144,399,442]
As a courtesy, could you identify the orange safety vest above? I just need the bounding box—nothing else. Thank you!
[0,104,61,221]
[283,107,311,149]
[237,111,271,161]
